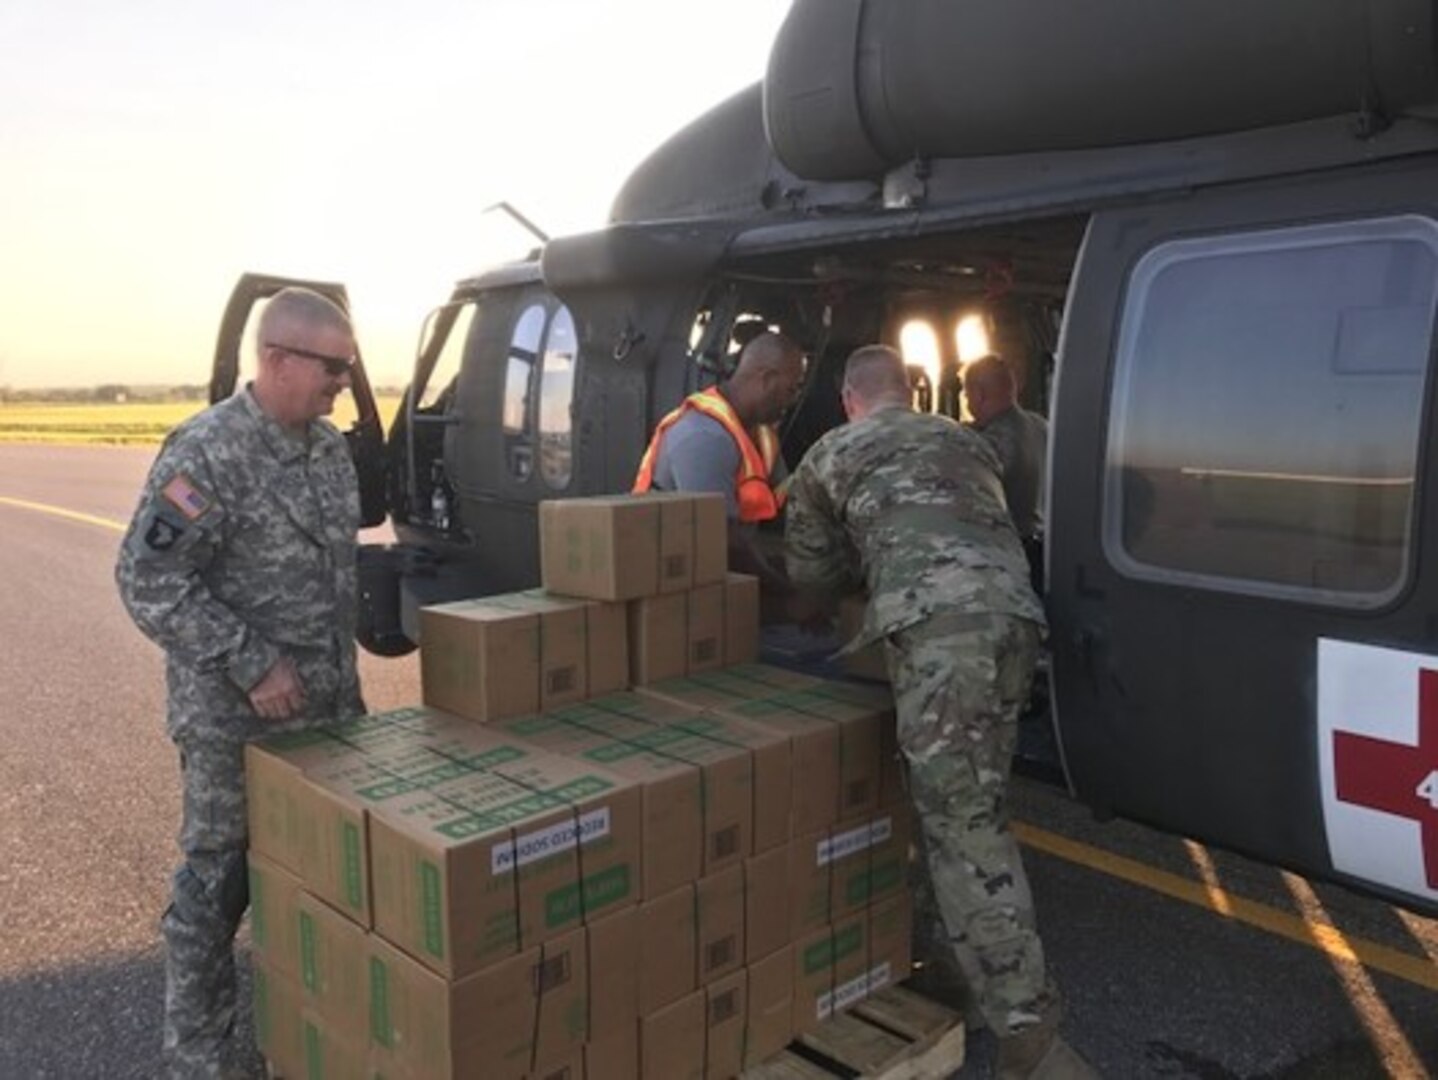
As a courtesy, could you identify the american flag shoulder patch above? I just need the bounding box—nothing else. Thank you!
[161,474,211,521]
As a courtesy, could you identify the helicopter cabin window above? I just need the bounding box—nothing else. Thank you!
[538,306,577,489]
[503,303,546,479]
[1105,215,1438,606]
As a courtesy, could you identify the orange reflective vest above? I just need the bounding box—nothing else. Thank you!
[632,386,785,523]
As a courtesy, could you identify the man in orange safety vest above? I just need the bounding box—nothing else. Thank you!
[633,331,805,587]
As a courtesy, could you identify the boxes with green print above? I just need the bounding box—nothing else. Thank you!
[368,766,639,980]
[368,928,587,1080]
[244,706,473,926]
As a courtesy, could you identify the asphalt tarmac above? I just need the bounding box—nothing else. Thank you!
[0,443,1433,1079]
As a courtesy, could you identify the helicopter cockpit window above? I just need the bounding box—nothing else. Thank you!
[503,303,545,479]
[539,306,578,489]
[417,301,476,412]
[1105,215,1438,607]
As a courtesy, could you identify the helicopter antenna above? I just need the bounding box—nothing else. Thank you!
[484,201,550,244]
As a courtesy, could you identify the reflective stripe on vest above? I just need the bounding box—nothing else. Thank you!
[632,386,784,523]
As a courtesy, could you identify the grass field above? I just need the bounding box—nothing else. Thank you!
[0,396,404,445]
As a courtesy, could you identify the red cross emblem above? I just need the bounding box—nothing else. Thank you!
[1333,668,1438,889]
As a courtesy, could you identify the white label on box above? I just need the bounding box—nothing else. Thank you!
[491,807,611,875]
[816,816,893,866]
[817,962,892,1021]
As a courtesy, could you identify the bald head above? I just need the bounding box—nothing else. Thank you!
[962,353,1017,425]
[726,331,805,426]
[840,344,911,420]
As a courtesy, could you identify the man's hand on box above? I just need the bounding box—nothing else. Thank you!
[248,657,305,720]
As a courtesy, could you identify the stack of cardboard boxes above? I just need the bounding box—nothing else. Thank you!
[244,493,913,1080]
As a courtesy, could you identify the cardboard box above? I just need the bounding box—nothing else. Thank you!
[724,573,761,664]
[791,924,835,1035]
[637,885,697,1014]
[696,864,745,985]
[420,600,541,722]
[692,495,728,585]
[743,843,792,964]
[366,931,588,1078]
[247,852,304,982]
[744,946,795,1068]
[531,1051,585,1080]
[828,911,871,1019]
[727,684,886,825]
[655,493,696,593]
[688,583,725,673]
[253,961,370,1080]
[369,770,596,978]
[565,700,752,872]
[497,712,702,898]
[294,890,368,1033]
[586,904,639,1035]
[705,970,748,1079]
[628,592,688,684]
[791,811,913,936]
[540,496,661,600]
[867,892,914,1000]
[640,989,706,1080]
[668,712,791,854]
[641,491,727,588]
[252,957,302,1077]
[583,597,630,697]
[482,592,591,710]
[585,1026,639,1080]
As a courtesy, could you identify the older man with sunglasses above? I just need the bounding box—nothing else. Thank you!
[116,286,365,1078]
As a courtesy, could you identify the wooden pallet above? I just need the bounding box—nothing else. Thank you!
[742,984,965,1080]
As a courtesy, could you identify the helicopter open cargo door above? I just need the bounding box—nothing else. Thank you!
[212,273,387,528]
[1048,159,1438,914]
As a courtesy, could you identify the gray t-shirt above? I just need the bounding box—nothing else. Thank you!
[651,409,788,519]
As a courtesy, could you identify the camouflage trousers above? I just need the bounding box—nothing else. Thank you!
[884,610,1051,1036]
[162,735,250,1079]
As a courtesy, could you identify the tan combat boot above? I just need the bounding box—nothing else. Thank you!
[995,1004,1101,1080]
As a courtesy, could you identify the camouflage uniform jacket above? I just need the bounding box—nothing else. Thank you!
[115,387,363,742]
[785,404,1045,650]
[973,403,1049,538]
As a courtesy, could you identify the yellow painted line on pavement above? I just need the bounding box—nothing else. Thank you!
[0,495,125,533]
[1014,821,1438,993]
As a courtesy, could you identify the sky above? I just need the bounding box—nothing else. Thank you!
[0,0,795,389]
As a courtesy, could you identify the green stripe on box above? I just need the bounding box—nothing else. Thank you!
[305,1020,323,1079]
[369,957,393,1047]
[803,936,834,975]
[342,822,363,910]
[833,923,864,963]
[249,867,265,948]
[299,910,317,991]
[421,861,445,958]
[545,864,631,928]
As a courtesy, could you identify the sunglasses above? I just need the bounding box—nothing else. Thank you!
[265,341,356,377]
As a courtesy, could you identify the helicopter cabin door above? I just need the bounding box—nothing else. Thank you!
[1047,159,1438,913]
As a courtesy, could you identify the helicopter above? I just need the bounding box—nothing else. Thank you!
[211,0,1438,917]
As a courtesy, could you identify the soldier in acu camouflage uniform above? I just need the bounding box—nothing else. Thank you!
[784,345,1096,1079]
[115,287,366,1079]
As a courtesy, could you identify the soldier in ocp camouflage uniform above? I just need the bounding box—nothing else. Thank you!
[115,288,366,1079]
[785,345,1096,1079]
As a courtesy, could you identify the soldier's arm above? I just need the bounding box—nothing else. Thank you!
[783,462,858,593]
[114,439,280,693]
